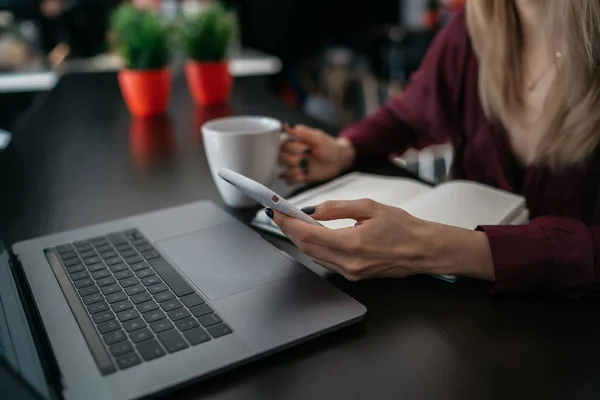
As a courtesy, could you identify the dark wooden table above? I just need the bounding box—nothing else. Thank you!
[1,72,599,400]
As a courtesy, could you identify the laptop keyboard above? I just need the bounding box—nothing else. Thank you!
[49,229,233,374]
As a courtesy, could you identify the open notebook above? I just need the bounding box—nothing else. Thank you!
[252,172,528,282]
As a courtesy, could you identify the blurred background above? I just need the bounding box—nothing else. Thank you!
[0,0,463,127]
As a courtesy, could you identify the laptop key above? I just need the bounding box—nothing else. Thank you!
[174,317,198,332]
[136,244,153,252]
[148,283,168,295]
[148,258,195,297]
[119,249,137,258]
[109,341,134,357]
[198,313,222,328]
[87,263,106,273]
[183,328,211,345]
[117,309,139,322]
[97,320,120,334]
[150,320,173,334]
[82,292,104,305]
[181,293,204,308]
[136,338,165,361]
[109,263,128,273]
[101,284,121,295]
[79,250,97,259]
[66,264,86,274]
[122,318,146,332]
[168,309,191,322]
[92,311,115,324]
[107,233,128,245]
[154,291,174,303]
[141,275,161,287]
[74,278,94,289]
[88,301,109,315]
[136,268,155,279]
[125,255,143,265]
[120,277,139,288]
[190,304,213,317]
[130,328,153,343]
[132,238,148,246]
[125,284,145,296]
[116,243,132,252]
[70,271,90,281]
[115,353,141,370]
[64,258,82,267]
[106,258,123,267]
[91,238,109,247]
[143,310,166,323]
[157,330,188,353]
[73,240,91,248]
[141,250,160,260]
[112,300,133,313]
[130,292,152,305]
[74,243,92,252]
[79,285,99,297]
[83,257,102,266]
[96,245,112,253]
[104,330,127,345]
[137,301,158,313]
[97,277,117,287]
[56,244,74,254]
[207,324,233,338]
[92,270,112,280]
[60,251,78,261]
[160,299,183,312]
[100,251,118,260]
[114,269,133,280]
[130,262,149,272]
[105,291,127,304]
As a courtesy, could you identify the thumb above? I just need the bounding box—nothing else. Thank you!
[306,199,376,222]
[284,124,325,148]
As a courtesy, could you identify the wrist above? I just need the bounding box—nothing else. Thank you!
[335,137,357,172]
[424,223,495,281]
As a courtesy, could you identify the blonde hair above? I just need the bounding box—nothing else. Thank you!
[466,0,600,168]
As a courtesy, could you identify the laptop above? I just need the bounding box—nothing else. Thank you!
[1,200,366,399]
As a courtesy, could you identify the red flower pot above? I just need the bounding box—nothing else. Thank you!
[185,60,232,106]
[118,69,171,118]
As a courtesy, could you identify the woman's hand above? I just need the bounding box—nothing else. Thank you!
[279,124,356,184]
[269,200,495,282]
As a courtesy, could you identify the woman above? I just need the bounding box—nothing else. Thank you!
[272,0,600,296]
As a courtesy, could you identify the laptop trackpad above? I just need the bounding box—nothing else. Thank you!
[156,224,300,300]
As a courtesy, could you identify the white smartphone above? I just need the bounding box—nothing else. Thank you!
[217,168,321,226]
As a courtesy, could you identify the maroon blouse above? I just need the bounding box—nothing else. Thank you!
[340,10,600,296]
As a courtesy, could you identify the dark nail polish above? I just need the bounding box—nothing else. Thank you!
[301,206,316,215]
[304,148,312,155]
[300,158,309,169]
[265,208,274,219]
[302,166,309,176]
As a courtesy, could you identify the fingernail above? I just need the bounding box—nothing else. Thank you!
[265,208,274,219]
[304,148,312,155]
[302,166,309,175]
[300,158,309,169]
[301,206,316,215]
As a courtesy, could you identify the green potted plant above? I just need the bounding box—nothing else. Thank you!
[177,4,236,106]
[110,4,171,117]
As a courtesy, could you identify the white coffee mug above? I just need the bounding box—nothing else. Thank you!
[202,116,282,208]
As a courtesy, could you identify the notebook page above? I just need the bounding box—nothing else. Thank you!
[288,172,432,229]
[399,180,525,229]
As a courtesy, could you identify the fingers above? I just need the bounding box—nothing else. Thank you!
[272,210,353,250]
[283,168,306,184]
[284,123,325,148]
[280,139,309,156]
[311,199,377,222]
[279,152,302,168]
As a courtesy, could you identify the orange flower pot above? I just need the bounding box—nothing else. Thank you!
[118,69,171,118]
[185,60,232,106]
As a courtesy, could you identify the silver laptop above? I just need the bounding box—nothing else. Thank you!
[1,201,366,399]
